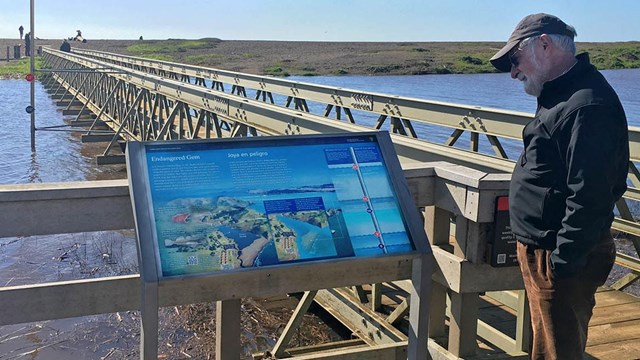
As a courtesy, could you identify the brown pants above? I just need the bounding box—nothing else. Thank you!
[516,234,616,360]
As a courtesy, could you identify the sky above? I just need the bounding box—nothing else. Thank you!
[0,0,638,42]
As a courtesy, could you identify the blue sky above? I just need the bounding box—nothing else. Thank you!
[1,0,638,42]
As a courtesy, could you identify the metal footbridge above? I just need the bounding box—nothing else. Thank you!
[0,47,638,359]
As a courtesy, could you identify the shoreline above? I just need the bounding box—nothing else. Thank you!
[1,38,639,78]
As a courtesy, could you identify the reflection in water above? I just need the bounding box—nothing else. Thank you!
[0,80,127,185]
[28,150,41,183]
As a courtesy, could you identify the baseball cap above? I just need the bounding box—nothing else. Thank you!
[490,13,576,72]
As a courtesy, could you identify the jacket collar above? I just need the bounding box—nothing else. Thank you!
[538,53,594,103]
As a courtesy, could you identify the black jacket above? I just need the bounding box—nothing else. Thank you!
[509,53,629,278]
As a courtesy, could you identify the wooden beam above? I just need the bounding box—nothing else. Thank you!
[314,288,407,346]
[272,290,318,357]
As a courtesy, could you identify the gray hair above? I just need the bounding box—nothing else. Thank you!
[548,34,577,55]
[519,32,577,56]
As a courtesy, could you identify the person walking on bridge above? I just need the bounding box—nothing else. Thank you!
[490,13,629,359]
[59,39,71,52]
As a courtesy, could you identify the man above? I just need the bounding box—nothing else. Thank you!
[18,25,24,39]
[490,13,629,359]
[24,32,31,57]
[60,39,71,52]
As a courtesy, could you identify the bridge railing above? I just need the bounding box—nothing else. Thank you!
[73,48,640,161]
[39,48,640,291]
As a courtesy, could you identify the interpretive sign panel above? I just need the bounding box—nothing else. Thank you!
[127,132,422,279]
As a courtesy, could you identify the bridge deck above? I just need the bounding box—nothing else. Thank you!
[476,288,640,359]
[370,284,640,359]
[587,288,640,359]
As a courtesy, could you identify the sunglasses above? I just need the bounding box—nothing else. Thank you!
[508,43,524,68]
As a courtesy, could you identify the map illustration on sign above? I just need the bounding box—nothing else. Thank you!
[141,135,415,277]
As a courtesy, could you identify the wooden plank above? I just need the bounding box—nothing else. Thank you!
[0,275,140,326]
[0,180,133,237]
[586,338,640,359]
[587,319,640,346]
[253,339,367,359]
[477,319,516,354]
[159,254,415,306]
[590,302,640,326]
[386,295,410,325]
[96,154,126,165]
[485,290,519,311]
[430,247,524,293]
[594,288,640,308]
[289,341,408,360]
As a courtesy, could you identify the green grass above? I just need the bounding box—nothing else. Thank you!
[127,38,220,58]
[264,65,290,77]
[0,57,43,78]
[579,42,640,70]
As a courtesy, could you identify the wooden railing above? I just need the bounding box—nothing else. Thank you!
[1,162,532,358]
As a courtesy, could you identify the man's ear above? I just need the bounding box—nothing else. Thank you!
[539,34,551,50]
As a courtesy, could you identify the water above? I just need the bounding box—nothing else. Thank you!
[289,69,640,119]
[0,80,125,185]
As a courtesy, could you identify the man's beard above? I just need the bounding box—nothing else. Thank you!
[522,54,546,97]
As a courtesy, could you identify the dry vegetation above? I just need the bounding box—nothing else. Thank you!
[1,38,640,78]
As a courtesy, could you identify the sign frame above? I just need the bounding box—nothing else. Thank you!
[125,131,432,359]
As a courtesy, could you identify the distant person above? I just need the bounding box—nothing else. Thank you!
[73,29,87,43]
[59,39,71,52]
[139,35,143,40]
[490,13,629,359]
[24,32,30,56]
[18,25,24,39]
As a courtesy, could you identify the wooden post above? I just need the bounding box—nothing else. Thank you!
[428,282,447,338]
[216,299,241,360]
[140,282,159,360]
[6,46,9,62]
[515,290,532,353]
[371,283,382,311]
[424,205,449,338]
[407,252,433,360]
[448,292,479,357]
